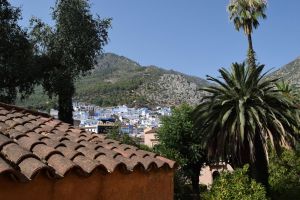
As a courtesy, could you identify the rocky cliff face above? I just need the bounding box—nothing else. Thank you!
[269,57,300,85]
[138,74,205,106]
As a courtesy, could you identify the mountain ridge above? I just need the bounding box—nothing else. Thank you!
[269,56,300,85]
[75,52,210,107]
[18,52,210,109]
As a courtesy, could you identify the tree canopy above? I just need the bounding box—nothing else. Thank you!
[0,0,36,103]
[30,0,111,123]
[156,104,207,199]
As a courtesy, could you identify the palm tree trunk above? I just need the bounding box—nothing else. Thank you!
[191,164,201,200]
[247,33,256,68]
[250,133,270,195]
[58,78,74,124]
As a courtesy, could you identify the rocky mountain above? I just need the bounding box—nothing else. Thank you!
[74,53,210,107]
[269,57,300,85]
[19,53,210,109]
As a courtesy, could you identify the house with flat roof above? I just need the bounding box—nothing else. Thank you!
[144,127,159,148]
[0,103,176,200]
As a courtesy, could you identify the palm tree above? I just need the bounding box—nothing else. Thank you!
[275,81,300,137]
[228,0,267,67]
[275,80,299,101]
[193,63,299,192]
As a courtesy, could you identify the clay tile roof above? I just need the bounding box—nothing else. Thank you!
[0,102,175,182]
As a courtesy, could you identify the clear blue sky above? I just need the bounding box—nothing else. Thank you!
[11,0,300,78]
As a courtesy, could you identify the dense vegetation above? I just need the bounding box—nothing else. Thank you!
[203,165,267,200]
[155,104,207,199]
[269,145,300,200]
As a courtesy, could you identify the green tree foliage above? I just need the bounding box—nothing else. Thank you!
[203,165,267,200]
[106,127,150,151]
[193,63,299,192]
[30,0,111,124]
[269,144,300,200]
[155,104,207,199]
[0,0,36,103]
[228,0,267,67]
[275,80,300,102]
[107,128,138,146]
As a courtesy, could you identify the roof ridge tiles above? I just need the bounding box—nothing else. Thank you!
[0,102,50,118]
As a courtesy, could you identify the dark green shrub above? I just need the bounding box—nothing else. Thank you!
[203,165,267,200]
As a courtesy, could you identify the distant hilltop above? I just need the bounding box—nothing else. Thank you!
[75,53,211,107]
[19,53,210,109]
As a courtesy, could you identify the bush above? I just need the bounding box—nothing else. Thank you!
[203,165,267,200]
[269,146,300,200]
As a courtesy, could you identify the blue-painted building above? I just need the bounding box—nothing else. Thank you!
[120,125,134,134]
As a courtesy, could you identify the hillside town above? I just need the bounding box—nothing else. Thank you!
[50,102,171,144]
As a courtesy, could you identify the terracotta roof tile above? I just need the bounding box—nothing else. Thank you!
[40,124,55,132]
[0,116,8,122]
[0,102,175,182]
[0,157,14,173]
[13,117,26,124]
[21,116,31,122]
[113,148,137,158]
[5,119,18,128]
[41,138,65,149]
[18,157,50,179]
[79,140,102,150]
[7,129,26,139]
[56,146,83,160]
[118,143,138,151]
[61,140,84,150]
[32,144,62,160]
[114,155,140,170]
[132,156,157,170]
[27,114,38,120]
[24,122,39,130]
[0,134,14,150]
[1,143,37,165]
[95,155,125,172]
[6,113,17,119]
[14,124,30,133]
[0,122,9,132]
[47,154,77,176]
[26,131,46,140]
[16,136,44,151]
[96,147,120,158]
[77,146,104,160]
[155,156,177,168]
[72,155,100,173]
[0,109,9,115]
